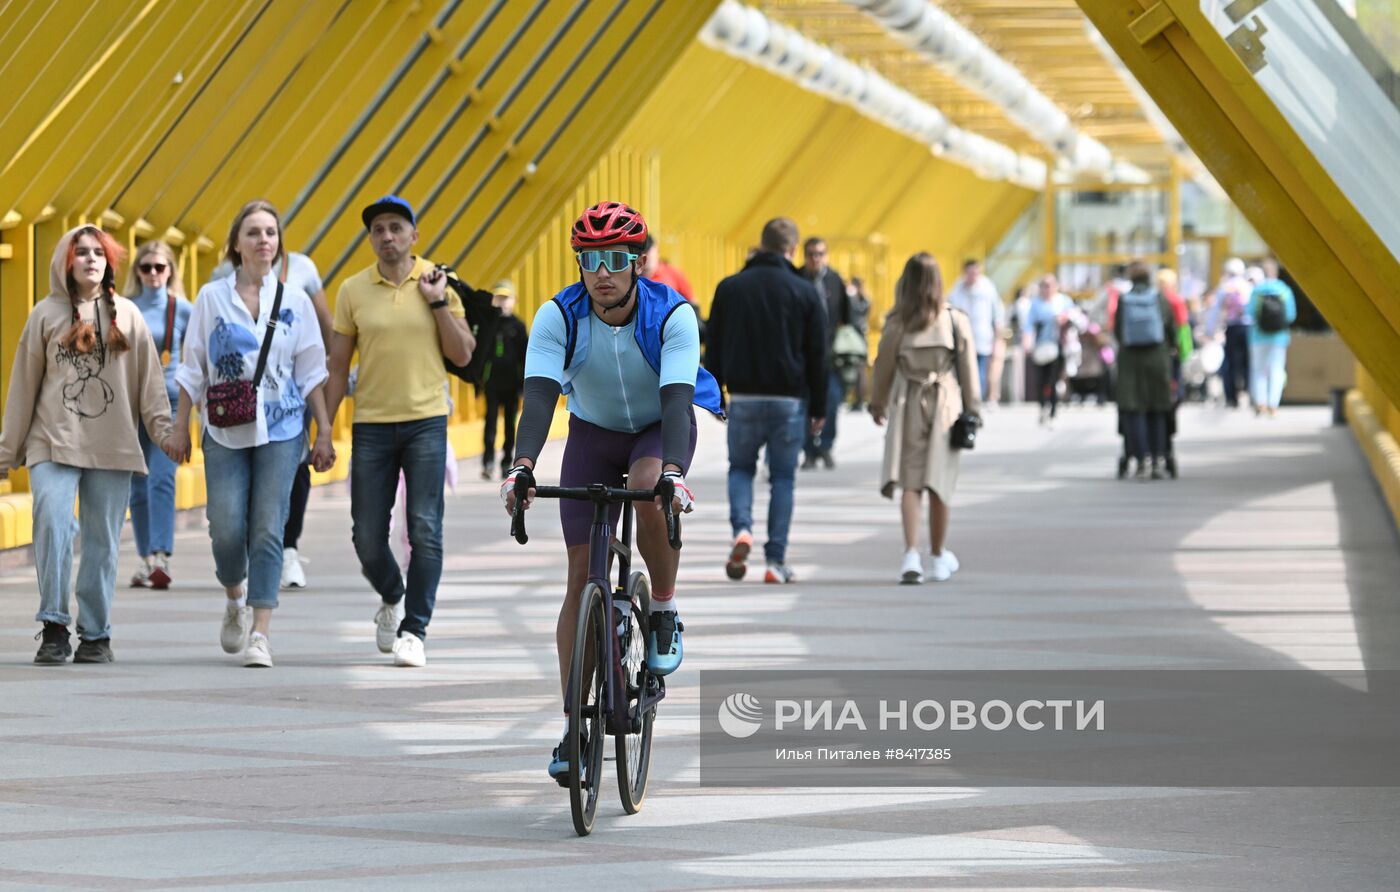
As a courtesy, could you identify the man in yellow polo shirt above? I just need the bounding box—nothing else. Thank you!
[324,196,475,667]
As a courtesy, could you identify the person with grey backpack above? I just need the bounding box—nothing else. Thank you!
[1113,262,1178,480]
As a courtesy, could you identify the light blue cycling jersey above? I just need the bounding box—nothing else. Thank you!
[524,299,701,434]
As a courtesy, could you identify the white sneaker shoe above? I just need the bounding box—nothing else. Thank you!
[220,599,252,654]
[242,633,273,668]
[392,632,425,667]
[939,549,959,574]
[281,548,307,589]
[374,601,403,654]
[899,550,924,585]
[929,551,957,582]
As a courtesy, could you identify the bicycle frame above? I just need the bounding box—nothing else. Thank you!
[512,480,678,735]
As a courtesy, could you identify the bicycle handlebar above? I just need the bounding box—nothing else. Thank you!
[510,481,681,550]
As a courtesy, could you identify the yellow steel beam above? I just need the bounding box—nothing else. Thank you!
[443,1,723,282]
[312,0,584,280]
[120,2,317,241]
[198,0,436,255]
[0,0,156,214]
[1077,0,1400,406]
[71,0,249,219]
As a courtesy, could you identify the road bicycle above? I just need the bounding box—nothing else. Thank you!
[511,475,680,836]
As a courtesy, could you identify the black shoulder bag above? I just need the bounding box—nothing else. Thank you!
[949,309,980,451]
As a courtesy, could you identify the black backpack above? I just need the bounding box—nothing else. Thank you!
[1256,292,1287,334]
[436,264,501,385]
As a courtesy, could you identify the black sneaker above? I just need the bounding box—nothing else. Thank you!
[800,454,817,470]
[819,451,835,470]
[73,638,114,663]
[34,623,72,665]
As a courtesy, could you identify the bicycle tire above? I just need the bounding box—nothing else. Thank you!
[569,582,607,837]
[616,571,655,814]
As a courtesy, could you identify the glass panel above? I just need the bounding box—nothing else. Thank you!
[1200,0,1400,259]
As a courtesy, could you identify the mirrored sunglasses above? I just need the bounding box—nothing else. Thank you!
[576,249,638,274]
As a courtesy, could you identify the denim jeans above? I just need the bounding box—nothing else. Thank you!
[129,411,178,556]
[31,462,133,641]
[203,435,303,610]
[804,370,845,458]
[975,354,991,401]
[351,416,447,640]
[1250,340,1289,409]
[727,397,805,564]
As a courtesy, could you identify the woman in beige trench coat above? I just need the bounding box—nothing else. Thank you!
[870,253,981,584]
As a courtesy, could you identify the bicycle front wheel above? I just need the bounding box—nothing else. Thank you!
[616,571,655,814]
[569,582,607,837]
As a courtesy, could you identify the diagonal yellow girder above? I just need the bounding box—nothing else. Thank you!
[1077,0,1400,407]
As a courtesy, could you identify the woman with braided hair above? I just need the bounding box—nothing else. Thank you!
[0,226,178,664]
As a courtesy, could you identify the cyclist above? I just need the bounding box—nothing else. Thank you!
[501,201,722,781]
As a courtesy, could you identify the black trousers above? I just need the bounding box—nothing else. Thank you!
[1222,324,1251,407]
[483,390,520,468]
[282,461,311,549]
[1032,358,1063,417]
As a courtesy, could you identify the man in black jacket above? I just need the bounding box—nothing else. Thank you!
[706,217,827,585]
[800,236,850,469]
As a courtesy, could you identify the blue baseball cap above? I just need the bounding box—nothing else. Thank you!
[361,195,416,229]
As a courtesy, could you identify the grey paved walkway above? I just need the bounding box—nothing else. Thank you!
[1,404,1397,889]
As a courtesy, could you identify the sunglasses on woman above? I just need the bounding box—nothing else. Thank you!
[139,262,169,274]
[576,249,639,274]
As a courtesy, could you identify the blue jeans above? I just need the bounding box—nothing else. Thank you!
[203,435,303,610]
[31,462,132,640]
[804,370,845,458]
[129,411,178,556]
[1250,339,1289,409]
[727,397,804,564]
[976,354,991,401]
[351,417,447,640]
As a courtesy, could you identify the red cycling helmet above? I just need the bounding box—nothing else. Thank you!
[570,201,648,250]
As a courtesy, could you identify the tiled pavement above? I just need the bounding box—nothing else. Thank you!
[1,404,1397,889]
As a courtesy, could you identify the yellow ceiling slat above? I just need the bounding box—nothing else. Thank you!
[73,0,249,220]
[101,1,292,233]
[0,0,161,215]
[162,0,391,244]
[289,0,546,275]
[444,1,725,279]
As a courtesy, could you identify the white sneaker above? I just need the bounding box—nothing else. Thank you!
[928,551,956,582]
[392,632,426,667]
[280,548,307,589]
[374,601,403,654]
[939,549,959,574]
[220,599,252,653]
[242,633,273,668]
[899,550,924,585]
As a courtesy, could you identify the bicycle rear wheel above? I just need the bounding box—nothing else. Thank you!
[569,582,607,837]
[616,571,656,814]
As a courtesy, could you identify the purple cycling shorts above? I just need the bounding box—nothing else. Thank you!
[558,412,698,548]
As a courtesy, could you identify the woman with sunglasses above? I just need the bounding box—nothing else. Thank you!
[0,227,177,663]
[500,201,723,782]
[124,241,192,590]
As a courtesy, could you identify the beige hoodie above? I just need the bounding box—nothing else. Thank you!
[0,228,174,474]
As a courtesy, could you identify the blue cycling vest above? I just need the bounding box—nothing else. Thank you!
[551,278,724,417]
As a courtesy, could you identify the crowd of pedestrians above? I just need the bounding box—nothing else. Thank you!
[0,189,1302,667]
